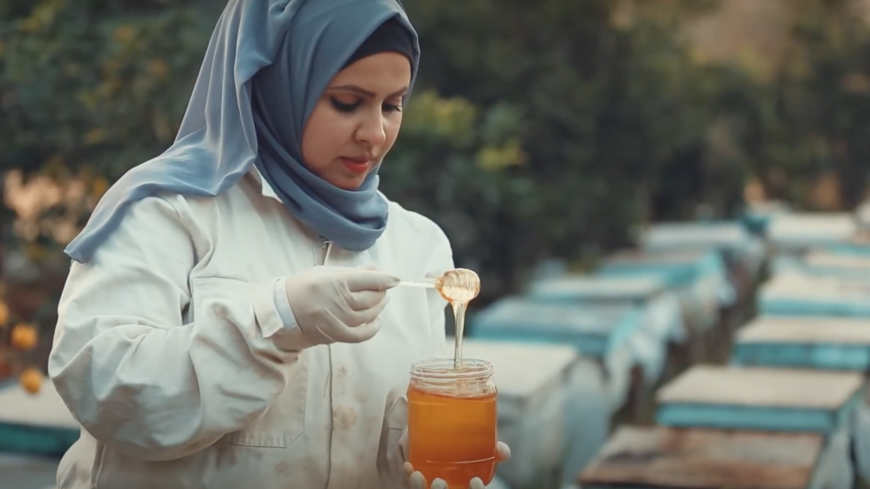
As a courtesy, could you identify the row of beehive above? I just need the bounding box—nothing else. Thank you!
[1,207,867,489]
[450,219,771,489]
[578,209,870,489]
[0,219,753,481]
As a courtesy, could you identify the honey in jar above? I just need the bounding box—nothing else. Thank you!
[407,358,498,488]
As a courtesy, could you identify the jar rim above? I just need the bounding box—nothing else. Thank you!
[410,358,493,381]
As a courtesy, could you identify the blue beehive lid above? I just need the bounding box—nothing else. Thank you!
[597,249,726,289]
[769,250,870,281]
[527,274,669,305]
[640,221,755,252]
[0,377,80,457]
[655,365,864,434]
[732,316,870,371]
[822,233,870,257]
[767,213,857,251]
[639,221,768,278]
[759,272,870,318]
[798,250,870,280]
[470,297,643,359]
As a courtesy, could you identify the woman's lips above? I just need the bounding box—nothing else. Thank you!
[341,156,373,174]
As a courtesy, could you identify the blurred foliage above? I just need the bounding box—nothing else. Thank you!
[389,0,738,298]
[0,0,219,265]
[2,0,870,316]
[722,0,870,209]
[382,91,535,301]
[0,0,217,181]
[0,0,221,379]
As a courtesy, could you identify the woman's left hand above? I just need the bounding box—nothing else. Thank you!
[399,434,511,489]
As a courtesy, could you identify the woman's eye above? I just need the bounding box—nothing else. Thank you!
[330,97,360,113]
[383,103,402,113]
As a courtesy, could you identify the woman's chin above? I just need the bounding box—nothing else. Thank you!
[329,176,367,191]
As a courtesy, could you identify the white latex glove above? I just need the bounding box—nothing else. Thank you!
[285,265,399,346]
[398,427,511,489]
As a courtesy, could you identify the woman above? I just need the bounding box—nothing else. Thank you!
[48,0,509,488]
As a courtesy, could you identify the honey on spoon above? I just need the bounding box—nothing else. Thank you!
[398,268,480,369]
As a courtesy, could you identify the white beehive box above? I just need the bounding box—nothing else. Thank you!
[760,271,870,318]
[0,377,79,457]
[768,213,857,252]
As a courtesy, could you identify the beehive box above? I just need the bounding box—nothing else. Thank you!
[597,249,732,332]
[528,274,671,305]
[733,316,870,371]
[759,272,870,318]
[639,221,767,278]
[471,298,643,360]
[767,213,857,253]
[655,365,864,434]
[578,426,825,489]
[527,274,685,343]
[0,377,79,457]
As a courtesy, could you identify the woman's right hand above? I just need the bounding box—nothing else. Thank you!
[284,265,399,346]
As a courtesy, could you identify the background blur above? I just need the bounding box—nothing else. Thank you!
[6,0,870,339]
[5,0,870,488]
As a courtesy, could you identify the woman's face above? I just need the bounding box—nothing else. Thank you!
[301,52,411,190]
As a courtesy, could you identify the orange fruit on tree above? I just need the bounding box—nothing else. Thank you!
[20,368,42,394]
[11,323,38,350]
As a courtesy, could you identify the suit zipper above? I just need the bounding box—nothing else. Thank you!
[319,238,333,266]
[320,236,336,488]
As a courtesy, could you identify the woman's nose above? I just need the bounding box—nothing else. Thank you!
[355,111,387,146]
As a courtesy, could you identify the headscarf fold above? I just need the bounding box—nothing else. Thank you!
[64,0,420,263]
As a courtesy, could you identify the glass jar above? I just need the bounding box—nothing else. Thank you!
[407,358,498,488]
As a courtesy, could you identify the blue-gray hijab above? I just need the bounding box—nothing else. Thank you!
[64,0,420,263]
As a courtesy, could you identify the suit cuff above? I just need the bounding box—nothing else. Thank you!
[272,278,299,330]
[251,278,313,352]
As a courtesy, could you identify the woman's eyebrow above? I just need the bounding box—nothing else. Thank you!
[329,84,408,98]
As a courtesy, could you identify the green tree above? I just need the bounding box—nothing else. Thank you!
[0,0,220,381]
[0,0,773,327]
[400,0,734,282]
[724,0,870,209]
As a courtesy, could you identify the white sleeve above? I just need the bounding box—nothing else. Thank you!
[48,196,310,462]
